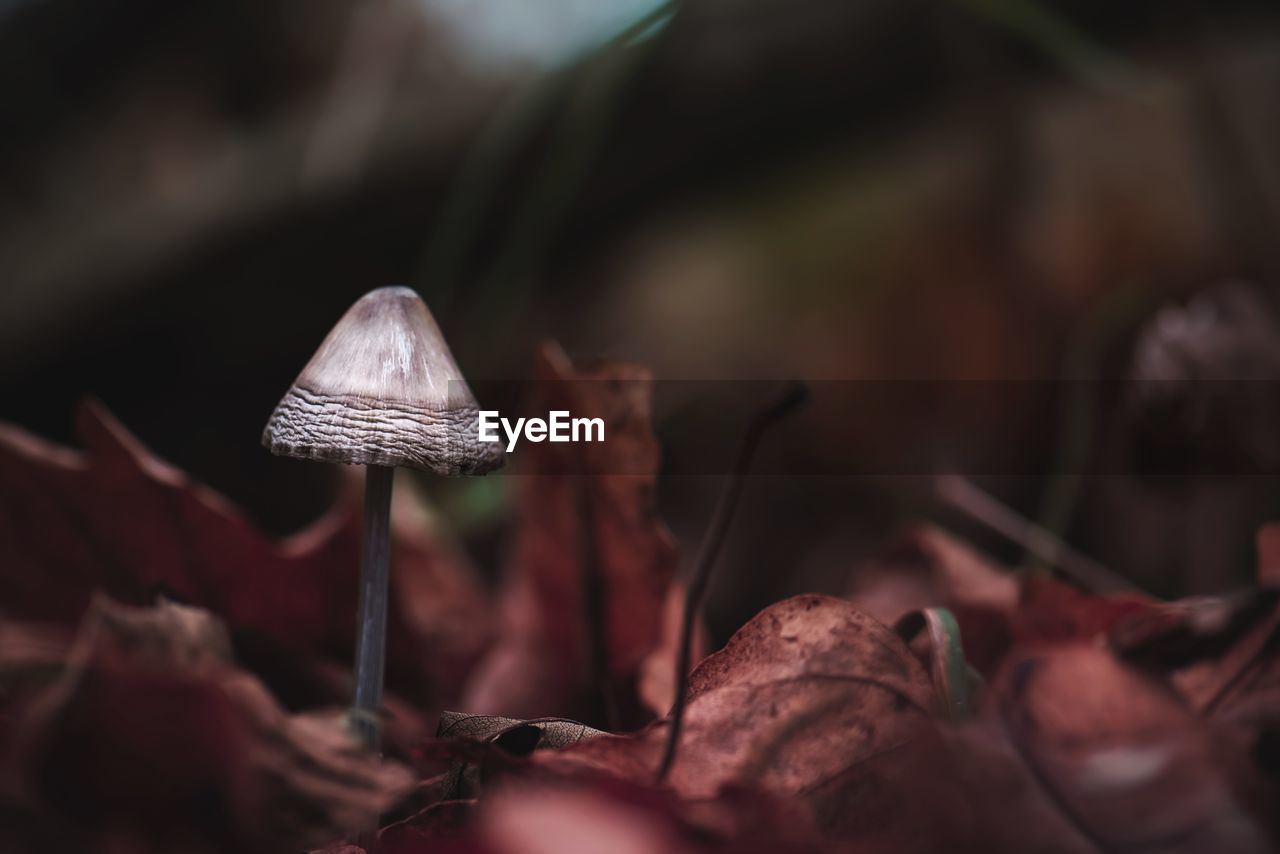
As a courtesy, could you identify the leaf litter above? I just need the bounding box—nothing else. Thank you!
[0,347,1278,853]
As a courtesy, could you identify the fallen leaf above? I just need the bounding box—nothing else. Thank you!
[992,644,1270,852]
[1010,576,1155,650]
[1,596,416,853]
[539,594,936,835]
[0,399,492,714]
[463,342,678,726]
[348,774,829,854]
[479,781,700,854]
[1109,589,1279,711]
[738,715,1102,853]
[375,799,476,853]
[433,710,607,801]
[437,711,608,752]
[1108,586,1280,832]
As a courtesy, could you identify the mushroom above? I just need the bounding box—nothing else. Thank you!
[263,286,501,751]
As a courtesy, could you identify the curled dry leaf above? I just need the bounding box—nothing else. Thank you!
[0,399,492,710]
[464,342,678,725]
[1108,585,1280,829]
[1109,588,1280,714]
[539,595,936,834]
[993,644,1270,852]
[846,639,1279,853]
[437,710,608,751]
[433,710,607,801]
[903,723,1100,854]
[1,596,415,853]
[1102,525,1280,798]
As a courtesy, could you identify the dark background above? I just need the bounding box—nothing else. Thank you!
[4,0,1280,637]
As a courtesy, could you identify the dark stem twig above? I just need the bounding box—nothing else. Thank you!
[351,464,394,753]
[935,473,1139,595]
[577,476,621,731]
[655,382,809,783]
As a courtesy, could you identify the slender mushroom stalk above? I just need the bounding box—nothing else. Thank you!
[351,464,393,749]
[262,286,502,752]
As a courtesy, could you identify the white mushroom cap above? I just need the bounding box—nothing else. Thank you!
[262,286,502,475]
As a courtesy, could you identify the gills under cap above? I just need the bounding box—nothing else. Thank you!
[262,286,502,475]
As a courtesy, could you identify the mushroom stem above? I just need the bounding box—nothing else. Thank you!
[351,463,394,752]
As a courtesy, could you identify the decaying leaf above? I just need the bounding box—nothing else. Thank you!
[992,644,1271,852]
[327,775,827,854]
[1,596,415,853]
[473,780,799,854]
[1010,576,1154,650]
[463,342,679,725]
[1109,583,1280,826]
[432,710,607,801]
[373,799,475,853]
[437,710,608,751]
[5,366,1280,854]
[539,595,936,828]
[0,399,493,711]
[807,639,1279,853]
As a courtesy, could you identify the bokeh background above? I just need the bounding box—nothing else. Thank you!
[4,0,1280,641]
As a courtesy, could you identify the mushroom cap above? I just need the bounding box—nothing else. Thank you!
[262,286,502,475]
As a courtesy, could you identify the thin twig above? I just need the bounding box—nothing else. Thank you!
[655,381,808,783]
[577,475,621,731]
[935,473,1140,595]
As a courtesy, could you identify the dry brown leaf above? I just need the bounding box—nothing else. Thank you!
[436,711,608,751]
[539,595,936,827]
[432,710,608,802]
[463,342,678,725]
[2,596,415,853]
[0,399,492,711]
[993,644,1270,852]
